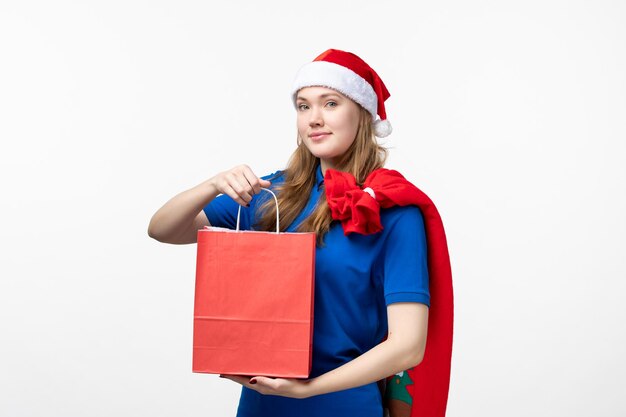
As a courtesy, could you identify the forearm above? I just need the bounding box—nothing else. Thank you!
[148,179,219,243]
[306,338,421,398]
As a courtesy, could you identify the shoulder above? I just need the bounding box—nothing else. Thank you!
[377,207,428,259]
[252,170,286,208]
[381,205,425,230]
[261,169,286,185]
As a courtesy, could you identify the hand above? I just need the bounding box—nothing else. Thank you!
[219,374,314,399]
[209,165,272,207]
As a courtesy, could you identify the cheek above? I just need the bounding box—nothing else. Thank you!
[338,110,360,138]
[296,116,307,135]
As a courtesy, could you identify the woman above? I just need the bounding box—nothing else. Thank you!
[148,49,453,417]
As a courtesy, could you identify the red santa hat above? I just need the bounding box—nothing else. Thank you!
[291,49,393,138]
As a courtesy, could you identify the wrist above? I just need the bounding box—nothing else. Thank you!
[202,177,220,199]
[302,377,324,398]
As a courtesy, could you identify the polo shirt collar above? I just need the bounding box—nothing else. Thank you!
[315,163,325,190]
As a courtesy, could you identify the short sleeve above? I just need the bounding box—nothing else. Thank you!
[381,206,430,307]
[202,170,283,231]
[203,192,246,229]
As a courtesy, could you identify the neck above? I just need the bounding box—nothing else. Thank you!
[319,158,340,175]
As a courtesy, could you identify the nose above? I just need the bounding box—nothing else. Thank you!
[308,106,323,127]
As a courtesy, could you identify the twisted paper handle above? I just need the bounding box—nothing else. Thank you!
[235,188,279,233]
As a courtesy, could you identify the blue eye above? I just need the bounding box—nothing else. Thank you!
[327,101,337,107]
[298,104,309,111]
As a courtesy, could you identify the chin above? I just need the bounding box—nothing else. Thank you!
[304,146,342,161]
[309,152,341,162]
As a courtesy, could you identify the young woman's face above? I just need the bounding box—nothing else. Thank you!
[295,86,361,170]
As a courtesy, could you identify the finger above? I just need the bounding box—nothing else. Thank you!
[220,375,250,385]
[251,376,277,389]
[241,167,262,195]
[229,172,254,203]
[222,183,250,207]
[241,166,272,194]
[241,164,269,195]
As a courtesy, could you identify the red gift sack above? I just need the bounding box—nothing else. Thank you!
[192,189,316,378]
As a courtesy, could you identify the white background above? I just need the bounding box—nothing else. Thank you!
[1,1,624,416]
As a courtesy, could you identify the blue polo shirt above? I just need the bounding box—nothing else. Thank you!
[203,164,430,417]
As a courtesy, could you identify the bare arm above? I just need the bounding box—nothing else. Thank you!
[305,302,428,397]
[147,178,218,244]
[223,302,429,398]
[147,165,271,244]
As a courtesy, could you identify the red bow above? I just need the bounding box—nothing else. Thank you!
[325,168,422,235]
[324,167,454,417]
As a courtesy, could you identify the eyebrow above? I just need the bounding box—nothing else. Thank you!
[296,93,343,102]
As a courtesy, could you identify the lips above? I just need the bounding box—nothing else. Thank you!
[309,132,331,139]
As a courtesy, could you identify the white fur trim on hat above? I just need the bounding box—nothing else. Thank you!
[291,61,378,118]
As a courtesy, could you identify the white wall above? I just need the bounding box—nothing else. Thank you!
[1,1,624,416]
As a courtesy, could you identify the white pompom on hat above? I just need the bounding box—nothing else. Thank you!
[291,49,393,138]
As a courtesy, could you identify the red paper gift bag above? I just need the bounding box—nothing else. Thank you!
[192,191,316,378]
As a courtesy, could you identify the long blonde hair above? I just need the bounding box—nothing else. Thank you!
[255,105,387,245]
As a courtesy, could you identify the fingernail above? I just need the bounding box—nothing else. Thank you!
[249,379,257,384]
